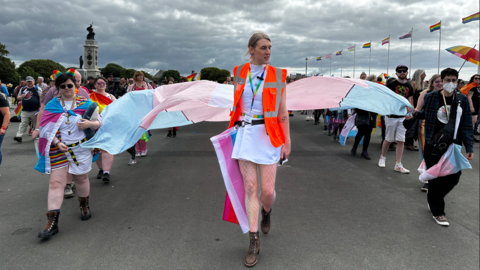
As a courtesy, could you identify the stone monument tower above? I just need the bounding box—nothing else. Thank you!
[83,24,101,78]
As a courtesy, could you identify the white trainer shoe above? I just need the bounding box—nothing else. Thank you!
[378,156,386,168]
[395,163,410,174]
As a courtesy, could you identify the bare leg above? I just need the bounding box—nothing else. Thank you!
[48,166,69,210]
[239,160,259,232]
[101,151,114,171]
[395,141,405,163]
[259,164,277,212]
[67,173,73,184]
[381,140,392,157]
[73,173,90,197]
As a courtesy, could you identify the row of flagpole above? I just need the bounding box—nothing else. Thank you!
[315,12,478,77]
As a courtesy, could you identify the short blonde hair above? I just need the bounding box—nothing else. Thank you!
[366,74,376,82]
[246,32,271,56]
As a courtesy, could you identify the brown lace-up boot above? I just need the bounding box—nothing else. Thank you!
[260,207,271,234]
[78,196,91,220]
[38,211,59,239]
[245,231,260,267]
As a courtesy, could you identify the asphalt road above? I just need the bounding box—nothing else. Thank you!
[0,112,478,270]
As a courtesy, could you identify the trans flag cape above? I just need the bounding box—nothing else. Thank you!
[339,114,358,146]
[417,104,472,182]
[89,92,112,113]
[211,127,249,233]
[34,96,99,174]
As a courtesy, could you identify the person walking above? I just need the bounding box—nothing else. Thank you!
[128,71,152,157]
[378,65,413,173]
[35,72,102,239]
[413,68,474,227]
[0,91,10,177]
[229,32,290,267]
[14,76,41,143]
[351,108,377,160]
[404,69,426,151]
[461,74,480,142]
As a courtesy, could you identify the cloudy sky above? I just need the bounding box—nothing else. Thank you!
[1,0,479,79]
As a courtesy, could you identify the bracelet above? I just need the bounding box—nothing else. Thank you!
[1,126,6,130]
[35,128,40,131]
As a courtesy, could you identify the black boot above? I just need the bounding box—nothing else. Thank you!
[166,130,172,138]
[172,128,176,138]
[38,211,59,239]
[351,145,357,156]
[96,169,103,179]
[260,207,272,234]
[78,196,91,220]
[102,172,110,183]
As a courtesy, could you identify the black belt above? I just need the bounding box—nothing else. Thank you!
[387,115,404,118]
[235,120,265,127]
[65,138,88,148]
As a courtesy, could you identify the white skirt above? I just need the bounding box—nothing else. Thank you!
[65,145,93,175]
[231,123,282,165]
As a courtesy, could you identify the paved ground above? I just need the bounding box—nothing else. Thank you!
[0,111,478,270]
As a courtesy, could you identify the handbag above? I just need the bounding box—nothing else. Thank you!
[429,91,463,153]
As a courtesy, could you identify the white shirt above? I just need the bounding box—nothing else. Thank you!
[59,101,85,144]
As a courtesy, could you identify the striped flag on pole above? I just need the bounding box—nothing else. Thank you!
[382,37,390,45]
[326,54,331,59]
[317,57,322,61]
[348,46,355,52]
[399,31,412,39]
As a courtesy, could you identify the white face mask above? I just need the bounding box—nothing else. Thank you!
[444,82,457,93]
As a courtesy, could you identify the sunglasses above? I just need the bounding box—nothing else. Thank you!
[474,77,480,80]
[59,84,75,89]
[96,82,106,86]
[397,70,408,74]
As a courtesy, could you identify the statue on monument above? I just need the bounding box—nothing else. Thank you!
[86,23,95,40]
[79,55,84,69]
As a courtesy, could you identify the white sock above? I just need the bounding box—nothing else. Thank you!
[104,170,110,174]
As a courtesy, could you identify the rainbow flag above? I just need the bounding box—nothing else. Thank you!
[89,92,112,113]
[363,42,371,48]
[326,54,331,59]
[430,22,441,32]
[462,12,479,24]
[187,73,200,82]
[336,50,342,56]
[14,104,22,119]
[348,46,355,52]
[382,37,390,45]
[316,56,322,61]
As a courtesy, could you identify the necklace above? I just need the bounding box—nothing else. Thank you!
[61,96,76,135]
[441,91,450,121]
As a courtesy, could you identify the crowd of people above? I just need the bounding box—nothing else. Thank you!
[0,31,478,267]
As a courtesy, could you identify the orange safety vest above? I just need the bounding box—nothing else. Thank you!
[228,63,287,148]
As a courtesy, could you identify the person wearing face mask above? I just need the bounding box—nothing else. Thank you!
[378,65,414,173]
[415,74,442,191]
[89,77,116,181]
[413,68,474,227]
[35,71,102,239]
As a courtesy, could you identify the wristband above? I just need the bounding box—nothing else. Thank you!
[1,126,6,130]
[35,128,40,131]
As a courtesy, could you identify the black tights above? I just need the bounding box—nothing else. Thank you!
[314,110,323,123]
[126,144,136,160]
[353,125,372,152]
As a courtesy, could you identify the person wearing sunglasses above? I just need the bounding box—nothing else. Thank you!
[378,65,414,173]
[36,72,102,239]
[90,77,117,181]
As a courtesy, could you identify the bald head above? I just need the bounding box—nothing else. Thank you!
[74,70,82,88]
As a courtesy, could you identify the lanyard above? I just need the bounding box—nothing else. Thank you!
[442,91,450,121]
[247,65,267,112]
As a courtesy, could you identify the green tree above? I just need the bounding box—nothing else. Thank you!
[66,67,78,71]
[17,59,65,80]
[19,66,40,80]
[0,56,19,86]
[121,69,136,79]
[160,70,181,82]
[0,43,9,57]
[200,67,231,83]
[101,63,125,77]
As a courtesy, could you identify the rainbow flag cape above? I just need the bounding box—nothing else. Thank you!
[14,104,22,119]
[211,127,249,233]
[89,92,112,113]
[363,42,371,48]
[430,22,441,32]
[382,37,390,45]
[187,73,200,82]
[316,57,322,61]
[462,12,479,24]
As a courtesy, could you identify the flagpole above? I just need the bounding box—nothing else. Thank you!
[369,40,371,75]
[438,20,441,73]
[409,28,413,71]
[387,35,390,74]
[341,52,343,77]
[353,45,356,78]
[330,53,332,76]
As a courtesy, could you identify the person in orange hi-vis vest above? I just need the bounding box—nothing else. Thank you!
[229,32,291,267]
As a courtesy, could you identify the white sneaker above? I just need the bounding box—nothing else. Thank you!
[378,156,386,168]
[128,158,137,166]
[306,116,311,121]
[395,163,410,174]
[141,150,147,157]
[433,215,449,226]
[135,153,141,157]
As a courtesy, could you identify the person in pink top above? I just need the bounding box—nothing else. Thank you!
[128,71,152,157]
